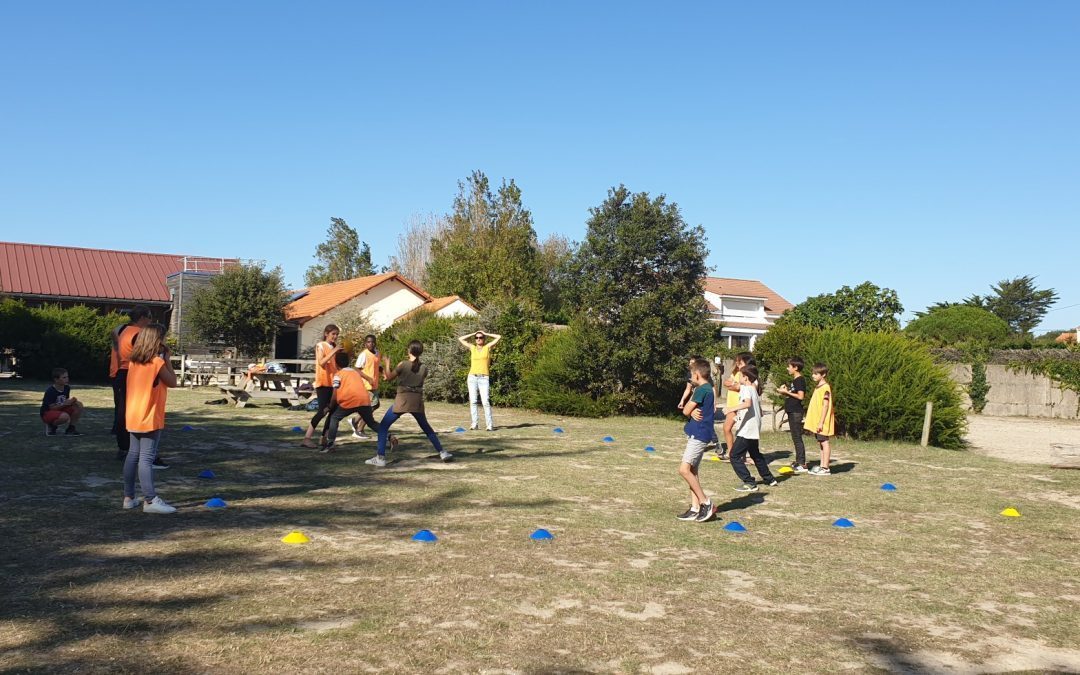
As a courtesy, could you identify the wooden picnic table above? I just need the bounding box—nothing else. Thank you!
[219,372,314,409]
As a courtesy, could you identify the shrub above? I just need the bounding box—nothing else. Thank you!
[904,305,1009,347]
[520,324,616,417]
[804,329,966,449]
[752,318,818,388]
[378,311,468,402]
[1,302,127,382]
[969,360,989,413]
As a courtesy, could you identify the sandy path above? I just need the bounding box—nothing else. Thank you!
[965,414,1080,466]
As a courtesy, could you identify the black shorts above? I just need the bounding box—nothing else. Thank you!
[814,433,830,442]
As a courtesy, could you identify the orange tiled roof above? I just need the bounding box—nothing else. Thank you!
[703,277,793,314]
[426,295,479,314]
[284,272,431,323]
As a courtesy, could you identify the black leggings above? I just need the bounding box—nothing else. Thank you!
[308,387,334,429]
[112,373,130,454]
[322,404,378,445]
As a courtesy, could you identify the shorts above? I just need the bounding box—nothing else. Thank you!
[42,406,76,425]
[814,433,831,442]
[681,436,709,468]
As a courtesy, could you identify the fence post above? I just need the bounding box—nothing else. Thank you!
[920,401,933,447]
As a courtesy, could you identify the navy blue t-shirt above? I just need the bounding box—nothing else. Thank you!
[683,383,715,442]
[41,385,70,416]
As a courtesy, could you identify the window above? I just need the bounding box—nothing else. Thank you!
[731,335,750,349]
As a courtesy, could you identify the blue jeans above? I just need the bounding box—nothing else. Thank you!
[377,404,444,457]
[124,430,161,500]
[468,374,493,429]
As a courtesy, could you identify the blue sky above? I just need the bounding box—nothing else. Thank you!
[1,2,1077,330]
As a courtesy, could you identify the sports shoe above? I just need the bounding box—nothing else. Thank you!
[45,425,58,436]
[676,507,699,521]
[792,463,809,474]
[764,479,779,487]
[469,425,478,431]
[809,466,831,476]
[365,455,387,467]
[715,450,728,461]
[440,450,454,462]
[695,501,717,522]
[486,427,493,432]
[123,496,143,510]
[319,442,336,454]
[65,427,82,436]
[143,496,177,514]
[352,430,369,439]
[734,483,759,493]
[152,456,170,470]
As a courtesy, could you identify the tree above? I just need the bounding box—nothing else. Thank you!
[426,171,543,307]
[304,217,376,287]
[387,212,449,288]
[537,233,574,323]
[971,275,1058,336]
[189,263,287,357]
[784,282,903,332]
[904,305,1009,347]
[565,186,717,412]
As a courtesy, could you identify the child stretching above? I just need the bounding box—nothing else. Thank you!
[123,324,178,514]
[728,364,777,492]
[805,363,836,475]
[366,340,450,467]
[40,368,84,436]
[676,358,717,522]
[319,351,382,453]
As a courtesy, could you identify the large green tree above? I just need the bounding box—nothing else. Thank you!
[967,275,1058,336]
[565,186,716,412]
[784,281,903,332]
[304,217,375,286]
[425,171,542,307]
[189,264,287,357]
[904,305,1009,347]
[537,233,574,323]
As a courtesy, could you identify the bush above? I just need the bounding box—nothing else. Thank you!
[904,305,1009,347]
[0,302,127,382]
[804,329,966,449]
[520,324,616,417]
[752,318,818,388]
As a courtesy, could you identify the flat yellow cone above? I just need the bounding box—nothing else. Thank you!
[778,466,794,475]
[281,531,311,544]
[709,455,721,462]
[1000,507,1021,518]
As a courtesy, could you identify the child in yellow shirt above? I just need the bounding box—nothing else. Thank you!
[804,363,836,475]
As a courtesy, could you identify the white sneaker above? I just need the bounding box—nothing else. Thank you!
[440,450,454,462]
[123,496,143,510]
[143,496,177,514]
[486,427,493,432]
[365,455,387,467]
[352,430,369,439]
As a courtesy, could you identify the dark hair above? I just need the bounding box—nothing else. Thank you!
[408,340,424,372]
[812,362,829,377]
[689,354,703,362]
[690,358,712,381]
[736,351,755,367]
[334,351,351,368]
[129,305,151,322]
[364,334,376,342]
[788,357,804,372]
[741,364,763,395]
[51,367,68,380]
[323,324,340,340]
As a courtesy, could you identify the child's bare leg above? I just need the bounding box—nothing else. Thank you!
[820,438,831,467]
[723,412,736,449]
[678,462,706,509]
[68,405,83,425]
[54,412,71,426]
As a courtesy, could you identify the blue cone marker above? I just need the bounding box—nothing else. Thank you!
[723,521,747,532]
[833,518,855,528]
[198,469,216,479]
[602,436,614,443]
[881,483,897,491]
[553,427,563,434]
[412,529,438,542]
[530,528,554,541]
[205,497,227,509]
[644,446,655,452]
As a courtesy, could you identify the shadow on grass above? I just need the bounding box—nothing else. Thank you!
[714,493,767,513]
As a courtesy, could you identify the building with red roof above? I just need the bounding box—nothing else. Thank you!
[703,277,793,349]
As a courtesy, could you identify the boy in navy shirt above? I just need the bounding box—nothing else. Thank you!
[676,358,717,522]
[40,368,84,436]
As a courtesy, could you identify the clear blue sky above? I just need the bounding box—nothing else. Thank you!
[2,2,1077,331]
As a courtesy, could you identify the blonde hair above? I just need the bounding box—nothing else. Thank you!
[129,324,166,364]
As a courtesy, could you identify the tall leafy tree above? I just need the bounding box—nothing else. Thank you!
[387,212,449,288]
[968,275,1058,336]
[566,186,715,412]
[784,282,903,332]
[189,263,287,357]
[537,233,574,323]
[304,217,375,286]
[426,171,542,307]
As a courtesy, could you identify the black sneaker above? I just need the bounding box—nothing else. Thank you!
[676,507,699,521]
[695,502,717,522]
[45,426,58,436]
[319,442,336,454]
[152,457,170,470]
[734,483,759,493]
[764,479,778,487]
[65,427,82,436]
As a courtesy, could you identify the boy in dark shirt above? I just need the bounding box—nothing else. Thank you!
[40,368,84,436]
[776,357,808,473]
[676,358,717,523]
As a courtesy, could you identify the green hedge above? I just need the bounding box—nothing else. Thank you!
[804,329,967,449]
[520,324,616,417]
[0,300,127,382]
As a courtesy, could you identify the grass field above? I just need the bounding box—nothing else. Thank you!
[1,380,1078,674]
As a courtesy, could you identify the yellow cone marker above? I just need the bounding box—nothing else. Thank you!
[281,531,311,544]
[1000,507,1021,518]
[778,466,794,475]
[709,455,721,462]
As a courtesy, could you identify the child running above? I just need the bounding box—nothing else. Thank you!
[676,358,717,522]
[728,364,777,492]
[40,368,84,436]
[776,357,808,473]
[123,324,178,514]
[721,352,755,462]
[319,351,381,453]
[805,362,836,475]
[301,324,342,449]
[366,340,450,467]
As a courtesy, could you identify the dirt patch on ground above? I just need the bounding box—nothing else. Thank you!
[965,415,1080,466]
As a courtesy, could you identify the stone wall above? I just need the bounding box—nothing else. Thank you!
[947,364,1079,419]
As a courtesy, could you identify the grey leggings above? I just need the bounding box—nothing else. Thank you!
[124,430,161,500]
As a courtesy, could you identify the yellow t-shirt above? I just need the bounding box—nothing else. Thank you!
[725,374,741,410]
[804,382,836,436]
[469,344,492,376]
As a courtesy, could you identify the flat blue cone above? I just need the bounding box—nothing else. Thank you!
[723,521,747,532]
[602,436,615,443]
[530,528,554,541]
[833,518,855,528]
[411,529,438,543]
[291,426,303,433]
[455,427,465,433]
[205,497,227,509]
[881,483,897,491]
[181,425,194,431]
[553,427,564,434]
[198,470,216,479]
[644,446,655,452]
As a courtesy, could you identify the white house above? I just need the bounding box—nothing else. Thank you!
[703,277,793,349]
